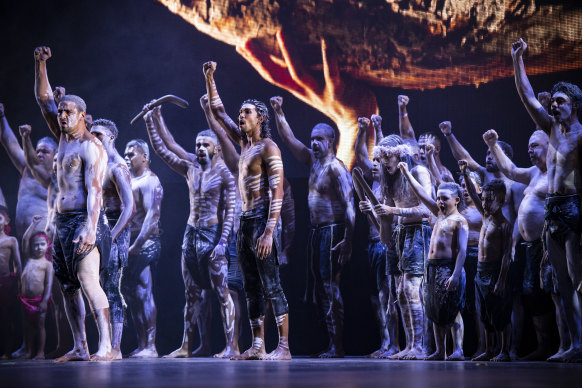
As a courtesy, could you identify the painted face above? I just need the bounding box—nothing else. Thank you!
[485,149,499,173]
[124,145,145,172]
[459,177,473,205]
[36,142,55,164]
[550,91,576,122]
[371,156,381,180]
[528,133,548,167]
[91,125,113,147]
[57,101,84,133]
[0,212,7,229]
[482,189,503,215]
[238,103,262,136]
[436,188,459,215]
[382,154,400,175]
[195,136,216,165]
[31,236,48,259]
[417,136,430,166]
[310,127,331,159]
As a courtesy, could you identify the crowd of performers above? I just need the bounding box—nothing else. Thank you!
[0,39,581,363]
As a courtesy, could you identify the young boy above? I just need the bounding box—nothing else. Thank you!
[459,160,513,362]
[16,232,53,359]
[0,206,21,359]
[398,162,468,360]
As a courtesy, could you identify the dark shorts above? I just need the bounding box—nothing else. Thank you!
[394,222,431,275]
[544,193,581,246]
[522,239,553,316]
[463,246,478,313]
[227,236,244,293]
[182,224,222,290]
[124,235,161,286]
[423,258,465,326]
[103,212,130,323]
[385,235,401,276]
[19,295,44,323]
[308,222,345,284]
[475,261,512,331]
[367,239,387,292]
[53,210,111,296]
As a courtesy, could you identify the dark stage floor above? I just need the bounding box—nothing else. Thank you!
[1,357,581,388]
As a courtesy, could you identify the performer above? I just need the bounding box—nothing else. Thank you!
[271,95,354,358]
[143,105,237,359]
[460,161,513,362]
[400,163,468,361]
[0,103,54,239]
[90,119,135,360]
[15,232,53,359]
[34,46,112,361]
[512,38,582,362]
[122,139,163,358]
[204,61,290,360]
[360,143,432,360]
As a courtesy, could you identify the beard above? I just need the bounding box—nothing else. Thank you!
[485,164,499,173]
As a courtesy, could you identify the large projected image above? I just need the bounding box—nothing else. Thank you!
[159,0,582,165]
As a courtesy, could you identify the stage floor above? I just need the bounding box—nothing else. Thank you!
[1,357,581,388]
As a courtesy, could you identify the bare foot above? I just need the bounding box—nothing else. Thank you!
[509,350,519,360]
[547,347,582,363]
[32,353,45,360]
[388,348,411,360]
[446,349,464,361]
[520,347,551,361]
[232,346,266,360]
[46,347,68,359]
[378,347,400,359]
[90,351,114,362]
[401,347,425,360]
[55,348,90,362]
[491,351,511,362]
[547,348,567,362]
[471,352,494,361]
[10,346,29,359]
[126,347,142,357]
[318,346,344,358]
[262,345,291,361]
[163,347,190,358]
[191,344,211,357]
[424,351,445,361]
[214,347,240,359]
[110,349,123,361]
[365,348,387,358]
[129,347,158,358]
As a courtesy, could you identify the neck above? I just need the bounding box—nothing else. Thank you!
[132,165,148,178]
[246,126,262,145]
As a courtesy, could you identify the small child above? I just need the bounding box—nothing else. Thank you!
[16,232,53,359]
[399,162,468,360]
[460,160,513,362]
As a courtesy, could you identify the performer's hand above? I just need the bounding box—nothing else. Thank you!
[210,242,226,260]
[279,252,289,266]
[482,129,498,147]
[203,61,217,78]
[34,46,52,62]
[128,243,140,256]
[493,280,505,296]
[73,228,96,256]
[458,160,468,174]
[255,231,273,260]
[511,38,527,60]
[53,86,66,104]
[397,161,409,174]
[332,238,352,265]
[270,96,283,113]
[439,121,452,136]
[425,143,435,157]
[358,117,370,130]
[359,200,373,214]
[537,91,551,111]
[39,300,48,313]
[397,95,409,113]
[19,124,31,138]
[32,215,43,224]
[371,114,382,130]
[445,274,459,291]
[374,203,394,216]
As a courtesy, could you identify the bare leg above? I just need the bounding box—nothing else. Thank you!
[192,290,212,356]
[425,323,446,360]
[367,283,390,358]
[389,274,412,359]
[491,325,511,362]
[263,313,291,360]
[448,313,465,361]
[521,312,553,360]
[130,266,158,358]
[509,294,524,360]
[318,276,345,358]
[235,317,266,360]
[110,322,123,360]
[472,330,495,361]
[380,274,401,358]
[33,312,47,359]
[54,290,90,362]
[550,292,571,360]
[209,256,238,359]
[46,285,73,359]
[402,275,424,360]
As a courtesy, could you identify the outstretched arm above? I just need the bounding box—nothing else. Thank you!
[459,160,484,216]
[398,95,415,141]
[511,39,552,133]
[0,104,26,175]
[270,96,311,166]
[440,121,483,172]
[19,125,51,188]
[144,108,189,176]
[354,117,373,180]
[203,61,242,145]
[109,164,135,242]
[483,129,532,185]
[398,162,439,216]
[33,47,60,138]
[129,177,163,255]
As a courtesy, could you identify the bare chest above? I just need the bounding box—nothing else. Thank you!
[188,168,222,200]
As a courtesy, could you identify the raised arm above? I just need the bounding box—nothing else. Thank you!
[511,39,552,133]
[109,164,135,242]
[459,160,484,216]
[150,104,194,161]
[398,162,439,216]
[483,129,532,185]
[440,121,483,172]
[330,165,355,265]
[144,109,189,176]
[425,143,444,187]
[354,117,373,180]
[200,94,240,175]
[203,61,242,145]
[398,95,415,141]
[371,114,383,144]
[33,47,60,138]
[0,104,26,175]
[19,125,52,188]
[129,177,163,254]
[269,96,311,166]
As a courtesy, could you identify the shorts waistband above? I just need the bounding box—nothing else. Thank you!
[240,206,269,220]
[311,222,345,230]
[428,258,454,266]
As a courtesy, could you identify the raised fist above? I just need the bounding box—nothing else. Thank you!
[511,38,527,59]
[425,143,435,156]
[53,86,66,104]
[371,114,382,128]
[397,95,409,109]
[482,129,498,147]
[458,160,468,174]
[537,91,551,111]
[270,96,283,111]
[357,117,370,129]
[203,61,217,77]
[397,161,409,173]
[34,46,52,62]
[439,121,452,135]
[19,124,31,138]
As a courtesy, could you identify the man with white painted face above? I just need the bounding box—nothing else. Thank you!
[34,46,112,362]
[122,139,163,358]
[512,38,582,362]
[270,95,354,358]
[90,119,135,360]
[142,105,237,359]
[204,61,290,360]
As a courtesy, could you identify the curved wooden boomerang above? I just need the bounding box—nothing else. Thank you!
[352,167,380,230]
[130,95,189,125]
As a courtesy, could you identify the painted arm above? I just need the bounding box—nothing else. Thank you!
[447,220,469,291]
[10,237,22,278]
[459,160,485,216]
[21,215,44,259]
[397,95,415,141]
[150,104,194,161]
[0,105,26,175]
[483,129,532,185]
[19,125,51,188]
[280,179,296,265]
[219,166,236,246]
[270,96,311,166]
[511,39,552,133]
[200,94,240,175]
[371,114,383,144]
[203,61,242,145]
[130,177,163,254]
[398,162,439,216]
[425,144,444,187]
[355,117,373,180]
[331,165,355,265]
[33,47,60,138]
[109,164,135,242]
[494,222,514,295]
[144,108,189,176]
[40,260,54,313]
[439,121,483,172]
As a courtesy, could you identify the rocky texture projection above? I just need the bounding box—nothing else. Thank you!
[159,0,582,165]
